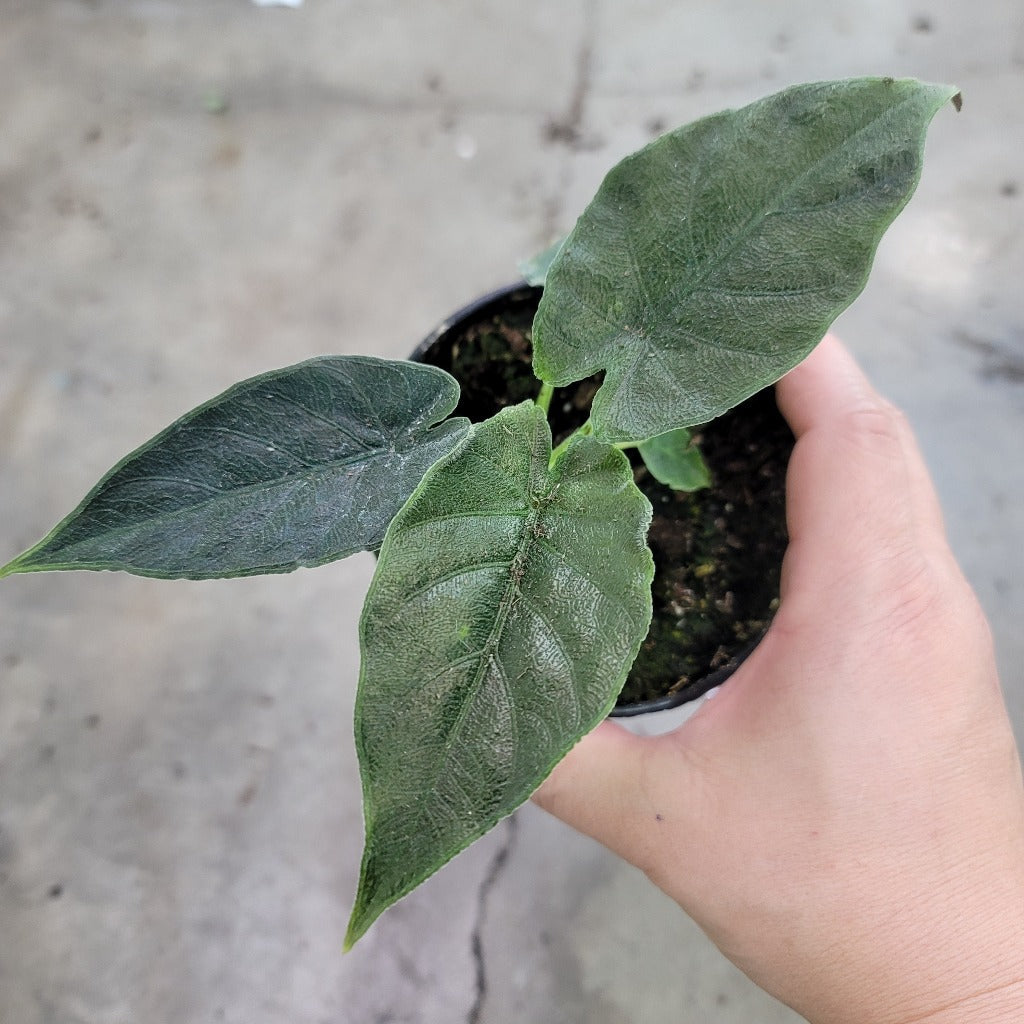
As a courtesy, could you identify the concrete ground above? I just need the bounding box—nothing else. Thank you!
[1,2,1022,1022]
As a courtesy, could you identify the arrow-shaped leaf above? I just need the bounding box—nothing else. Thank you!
[1,357,469,579]
[638,427,711,492]
[346,401,653,946]
[532,77,958,442]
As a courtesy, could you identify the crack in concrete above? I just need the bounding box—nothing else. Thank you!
[466,814,518,1024]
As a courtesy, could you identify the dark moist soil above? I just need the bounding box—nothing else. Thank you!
[417,286,792,709]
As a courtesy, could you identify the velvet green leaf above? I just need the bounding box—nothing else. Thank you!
[0,357,469,580]
[532,77,958,442]
[346,401,653,947]
[638,428,711,492]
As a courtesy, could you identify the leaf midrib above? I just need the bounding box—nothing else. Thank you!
[429,502,546,789]
[34,442,404,559]
[647,93,919,347]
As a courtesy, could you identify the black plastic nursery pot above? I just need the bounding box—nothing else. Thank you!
[413,284,794,716]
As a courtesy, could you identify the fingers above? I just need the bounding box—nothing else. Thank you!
[775,335,950,610]
[775,333,881,438]
[779,334,945,537]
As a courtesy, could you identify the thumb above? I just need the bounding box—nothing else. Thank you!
[532,720,679,870]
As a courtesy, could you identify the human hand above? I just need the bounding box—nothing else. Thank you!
[533,335,1024,1024]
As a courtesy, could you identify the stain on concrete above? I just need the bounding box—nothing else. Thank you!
[953,329,1024,385]
[543,0,597,150]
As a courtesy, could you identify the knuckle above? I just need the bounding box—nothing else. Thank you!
[882,553,987,660]
[885,554,947,632]
[839,399,911,456]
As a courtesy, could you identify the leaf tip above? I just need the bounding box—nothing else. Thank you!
[951,91,963,113]
[343,901,374,951]
[0,555,26,579]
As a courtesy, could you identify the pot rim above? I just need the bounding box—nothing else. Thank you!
[412,281,541,364]
[415,281,771,717]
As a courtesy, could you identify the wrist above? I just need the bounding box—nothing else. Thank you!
[894,977,1024,1024]
[800,886,1024,1024]
[888,886,1024,1024]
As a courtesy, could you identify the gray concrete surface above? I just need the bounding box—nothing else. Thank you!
[1,2,1022,1022]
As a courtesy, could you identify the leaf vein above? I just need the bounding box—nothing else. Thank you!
[245,388,378,447]
[394,560,513,610]
[663,94,924,316]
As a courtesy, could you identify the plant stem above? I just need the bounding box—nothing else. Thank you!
[535,381,554,414]
[549,419,593,468]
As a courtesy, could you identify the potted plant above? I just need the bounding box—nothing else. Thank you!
[0,78,958,947]
[412,282,793,716]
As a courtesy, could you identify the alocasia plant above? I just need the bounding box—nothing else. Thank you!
[0,78,958,946]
